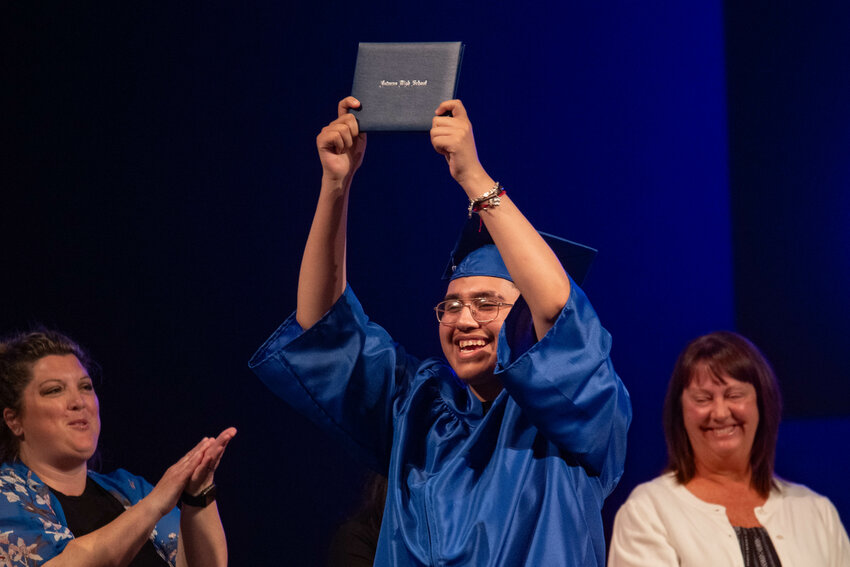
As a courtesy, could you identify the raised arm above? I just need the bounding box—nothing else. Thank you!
[296,97,367,329]
[175,427,236,567]
[430,100,570,339]
[43,428,235,567]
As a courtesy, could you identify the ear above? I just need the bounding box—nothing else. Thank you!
[3,407,23,436]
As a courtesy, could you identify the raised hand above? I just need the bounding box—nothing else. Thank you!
[145,428,236,516]
[185,427,237,496]
[430,100,491,191]
[317,97,367,182]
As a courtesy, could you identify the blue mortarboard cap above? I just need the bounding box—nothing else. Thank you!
[442,218,598,285]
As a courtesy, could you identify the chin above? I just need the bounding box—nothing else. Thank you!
[74,441,100,460]
[452,362,493,383]
[459,369,499,389]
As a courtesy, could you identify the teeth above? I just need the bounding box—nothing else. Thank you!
[712,426,736,436]
[459,339,486,349]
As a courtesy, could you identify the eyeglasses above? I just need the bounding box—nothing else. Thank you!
[434,297,514,326]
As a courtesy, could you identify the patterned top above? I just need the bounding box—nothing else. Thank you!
[734,526,782,567]
[0,461,180,566]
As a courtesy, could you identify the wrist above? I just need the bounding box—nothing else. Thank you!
[468,182,505,218]
[138,490,174,520]
[320,172,354,196]
[458,170,495,199]
[180,483,217,509]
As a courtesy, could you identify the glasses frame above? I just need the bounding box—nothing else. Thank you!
[434,297,514,326]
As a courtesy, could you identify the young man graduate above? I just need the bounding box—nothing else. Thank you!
[249,97,631,566]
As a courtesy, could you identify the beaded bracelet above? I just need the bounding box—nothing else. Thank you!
[467,182,506,218]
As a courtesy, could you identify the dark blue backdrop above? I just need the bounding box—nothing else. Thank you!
[2,1,848,563]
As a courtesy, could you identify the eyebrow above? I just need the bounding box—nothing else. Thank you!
[686,379,749,394]
[442,291,507,301]
[36,375,92,386]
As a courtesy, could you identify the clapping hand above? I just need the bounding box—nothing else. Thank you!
[148,427,237,516]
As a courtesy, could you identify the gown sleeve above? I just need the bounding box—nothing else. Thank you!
[496,279,631,492]
[248,286,419,472]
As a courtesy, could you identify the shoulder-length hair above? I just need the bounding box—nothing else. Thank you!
[662,331,782,496]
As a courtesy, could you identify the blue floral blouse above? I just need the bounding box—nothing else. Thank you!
[0,460,180,566]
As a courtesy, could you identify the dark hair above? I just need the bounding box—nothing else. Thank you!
[662,331,782,497]
[0,329,96,463]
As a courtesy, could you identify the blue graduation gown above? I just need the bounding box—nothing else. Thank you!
[249,282,631,566]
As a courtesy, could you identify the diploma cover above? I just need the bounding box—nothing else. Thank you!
[350,42,465,131]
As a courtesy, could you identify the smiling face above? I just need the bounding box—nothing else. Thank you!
[438,275,520,401]
[681,363,759,474]
[3,354,101,471]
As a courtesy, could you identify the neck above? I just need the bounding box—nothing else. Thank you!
[693,458,752,487]
[470,381,503,402]
[686,460,767,510]
[19,450,88,496]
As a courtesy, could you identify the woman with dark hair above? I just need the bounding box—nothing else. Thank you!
[609,331,850,566]
[0,329,236,567]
